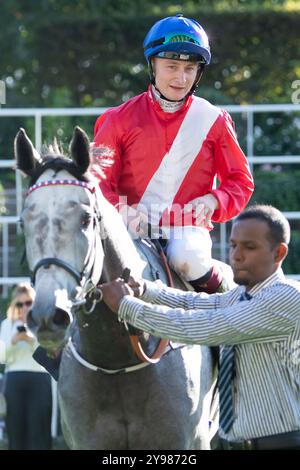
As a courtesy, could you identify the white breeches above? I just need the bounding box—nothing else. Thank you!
[164,226,213,282]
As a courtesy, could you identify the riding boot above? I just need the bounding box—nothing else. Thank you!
[189,264,223,294]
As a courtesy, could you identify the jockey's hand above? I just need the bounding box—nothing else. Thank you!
[118,205,149,239]
[184,194,219,228]
[100,278,135,313]
[128,276,146,298]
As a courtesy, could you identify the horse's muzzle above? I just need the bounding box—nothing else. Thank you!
[27,306,72,350]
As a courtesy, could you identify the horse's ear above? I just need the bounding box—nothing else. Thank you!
[70,126,90,174]
[14,128,42,175]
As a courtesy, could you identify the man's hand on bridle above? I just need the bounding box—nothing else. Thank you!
[99,278,135,313]
[128,276,146,298]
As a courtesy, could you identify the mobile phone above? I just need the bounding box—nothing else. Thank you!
[17,325,27,333]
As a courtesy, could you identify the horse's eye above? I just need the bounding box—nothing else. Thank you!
[81,213,92,229]
[19,218,24,230]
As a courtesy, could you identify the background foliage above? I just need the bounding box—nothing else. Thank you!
[1,0,300,110]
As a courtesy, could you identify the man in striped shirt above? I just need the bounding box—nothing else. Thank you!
[100,205,300,450]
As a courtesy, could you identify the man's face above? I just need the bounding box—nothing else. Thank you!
[152,57,198,101]
[229,219,280,289]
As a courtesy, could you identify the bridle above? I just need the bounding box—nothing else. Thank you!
[27,179,104,312]
[25,177,172,370]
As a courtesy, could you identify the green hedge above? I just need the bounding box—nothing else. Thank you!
[251,169,300,211]
[250,169,300,273]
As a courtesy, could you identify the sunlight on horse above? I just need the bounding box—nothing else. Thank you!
[15,126,224,450]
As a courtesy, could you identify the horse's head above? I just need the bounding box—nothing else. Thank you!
[15,127,104,352]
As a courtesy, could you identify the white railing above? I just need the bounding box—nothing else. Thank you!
[1,103,300,294]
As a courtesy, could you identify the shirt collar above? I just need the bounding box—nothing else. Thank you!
[245,268,285,297]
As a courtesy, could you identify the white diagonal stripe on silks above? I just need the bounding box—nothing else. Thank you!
[137,97,221,224]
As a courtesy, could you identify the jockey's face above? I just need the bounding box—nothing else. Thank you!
[229,219,287,290]
[152,57,198,101]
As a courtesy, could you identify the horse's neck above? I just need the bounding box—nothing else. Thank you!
[100,199,146,280]
[75,200,148,368]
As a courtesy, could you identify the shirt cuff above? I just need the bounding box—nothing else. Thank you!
[118,296,146,324]
[141,279,164,303]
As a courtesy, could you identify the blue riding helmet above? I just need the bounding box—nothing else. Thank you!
[143,14,211,65]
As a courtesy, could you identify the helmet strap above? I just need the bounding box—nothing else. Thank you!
[148,61,155,85]
[151,85,185,113]
[153,85,183,103]
[188,64,205,95]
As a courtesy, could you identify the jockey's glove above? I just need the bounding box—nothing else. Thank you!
[118,204,149,239]
[184,194,219,228]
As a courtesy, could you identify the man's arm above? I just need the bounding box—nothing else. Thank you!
[101,276,235,313]
[118,282,298,347]
[140,278,224,310]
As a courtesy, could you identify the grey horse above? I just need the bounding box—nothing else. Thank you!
[15,126,219,450]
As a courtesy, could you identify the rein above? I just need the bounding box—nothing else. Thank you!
[121,267,170,364]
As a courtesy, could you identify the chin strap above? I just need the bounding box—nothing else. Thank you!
[151,85,185,113]
[189,65,205,95]
[153,85,184,104]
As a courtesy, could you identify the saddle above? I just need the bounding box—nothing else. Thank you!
[134,237,180,289]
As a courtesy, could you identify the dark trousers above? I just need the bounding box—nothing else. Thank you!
[4,371,52,450]
[218,432,300,450]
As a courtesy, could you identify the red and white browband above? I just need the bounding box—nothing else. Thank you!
[27,179,96,196]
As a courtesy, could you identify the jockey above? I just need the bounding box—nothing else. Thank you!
[92,14,254,293]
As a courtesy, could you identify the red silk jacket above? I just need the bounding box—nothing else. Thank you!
[93,87,254,226]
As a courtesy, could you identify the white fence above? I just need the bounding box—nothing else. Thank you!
[1,103,300,295]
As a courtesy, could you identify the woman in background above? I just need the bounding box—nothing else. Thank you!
[0,283,52,450]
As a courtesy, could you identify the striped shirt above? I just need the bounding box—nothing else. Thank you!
[118,269,300,441]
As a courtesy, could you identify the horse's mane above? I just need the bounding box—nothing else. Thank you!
[28,142,110,186]
[29,155,91,186]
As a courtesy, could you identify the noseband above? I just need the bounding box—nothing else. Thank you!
[31,257,83,285]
